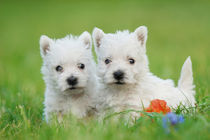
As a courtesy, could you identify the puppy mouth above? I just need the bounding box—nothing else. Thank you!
[67,86,84,90]
[63,87,84,93]
[69,87,76,90]
[115,81,125,85]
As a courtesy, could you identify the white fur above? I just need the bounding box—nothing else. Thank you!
[40,32,98,122]
[92,26,196,120]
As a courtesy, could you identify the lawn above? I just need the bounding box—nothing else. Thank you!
[0,0,209,139]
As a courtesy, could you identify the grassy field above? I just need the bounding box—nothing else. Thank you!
[0,0,209,139]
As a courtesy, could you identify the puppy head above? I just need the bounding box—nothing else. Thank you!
[40,31,93,94]
[92,26,149,86]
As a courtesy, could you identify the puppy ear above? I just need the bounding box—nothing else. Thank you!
[79,31,92,49]
[134,26,148,47]
[40,35,53,57]
[92,27,105,48]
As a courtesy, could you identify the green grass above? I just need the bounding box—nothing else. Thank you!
[0,0,209,139]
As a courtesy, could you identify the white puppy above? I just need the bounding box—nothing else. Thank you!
[40,32,98,122]
[92,26,196,120]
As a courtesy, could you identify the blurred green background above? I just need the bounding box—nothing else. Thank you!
[0,0,209,139]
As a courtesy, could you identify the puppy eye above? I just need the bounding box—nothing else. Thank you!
[78,63,85,70]
[105,59,111,64]
[128,58,135,64]
[55,65,63,72]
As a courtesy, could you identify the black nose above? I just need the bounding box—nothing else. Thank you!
[113,70,124,80]
[66,76,78,86]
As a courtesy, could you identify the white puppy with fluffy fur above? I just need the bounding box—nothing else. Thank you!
[40,32,98,122]
[92,26,196,119]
